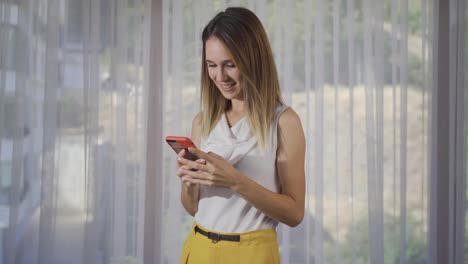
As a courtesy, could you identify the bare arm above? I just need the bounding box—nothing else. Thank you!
[179,108,306,227]
[177,113,202,216]
[233,108,306,226]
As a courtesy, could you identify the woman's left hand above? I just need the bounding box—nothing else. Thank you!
[177,147,243,189]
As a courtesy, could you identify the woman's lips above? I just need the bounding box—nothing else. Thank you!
[219,82,236,91]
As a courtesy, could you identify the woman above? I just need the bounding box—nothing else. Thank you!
[176,7,305,264]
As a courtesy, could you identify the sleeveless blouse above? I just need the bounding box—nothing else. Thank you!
[194,104,289,233]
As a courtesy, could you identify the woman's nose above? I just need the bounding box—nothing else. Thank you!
[216,68,228,82]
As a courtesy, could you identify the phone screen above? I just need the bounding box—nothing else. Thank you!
[166,138,199,161]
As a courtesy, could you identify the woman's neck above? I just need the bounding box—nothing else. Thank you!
[229,99,245,115]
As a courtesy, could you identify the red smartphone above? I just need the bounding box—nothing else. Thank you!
[165,136,199,161]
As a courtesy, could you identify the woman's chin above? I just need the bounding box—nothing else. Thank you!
[219,89,240,100]
[222,92,242,100]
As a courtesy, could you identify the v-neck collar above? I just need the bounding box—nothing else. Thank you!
[224,112,246,129]
[202,113,257,165]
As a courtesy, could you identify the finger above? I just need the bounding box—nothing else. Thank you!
[178,156,207,171]
[196,159,207,165]
[187,147,215,163]
[183,176,215,187]
[181,176,193,187]
[179,149,186,156]
[177,165,194,176]
[176,149,186,168]
[180,168,213,181]
[176,165,189,176]
[176,170,184,177]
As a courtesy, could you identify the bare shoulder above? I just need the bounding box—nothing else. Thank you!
[278,107,303,129]
[191,112,203,146]
[277,107,305,154]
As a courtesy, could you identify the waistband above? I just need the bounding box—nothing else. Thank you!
[192,223,277,245]
[195,225,240,243]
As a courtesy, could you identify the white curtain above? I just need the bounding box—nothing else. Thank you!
[0,0,148,263]
[0,0,466,264]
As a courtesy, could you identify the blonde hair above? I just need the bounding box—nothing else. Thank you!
[199,7,283,149]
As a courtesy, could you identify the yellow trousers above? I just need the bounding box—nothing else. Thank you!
[180,223,280,264]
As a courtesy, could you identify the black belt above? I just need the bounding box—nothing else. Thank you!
[194,226,241,243]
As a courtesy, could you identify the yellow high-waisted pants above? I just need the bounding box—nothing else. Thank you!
[180,223,280,264]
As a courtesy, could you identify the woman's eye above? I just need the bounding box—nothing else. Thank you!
[207,64,216,68]
[226,64,236,68]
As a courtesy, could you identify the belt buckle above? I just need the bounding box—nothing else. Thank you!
[209,232,221,244]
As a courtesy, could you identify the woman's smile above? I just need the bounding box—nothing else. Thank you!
[219,81,237,91]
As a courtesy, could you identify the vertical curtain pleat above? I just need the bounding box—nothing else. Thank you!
[304,0,312,263]
[375,0,385,261]
[273,0,283,89]
[81,0,94,261]
[135,0,146,260]
[421,0,428,239]
[448,0,457,261]
[282,0,293,105]
[0,15,5,258]
[450,0,467,263]
[195,0,202,70]
[5,2,26,263]
[143,0,164,262]
[427,0,439,262]
[363,0,382,262]
[426,1,434,261]
[161,0,169,261]
[454,0,467,262]
[113,0,129,260]
[83,0,106,261]
[0,3,5,260]
[0,5,6,157]
[399,0,409,263]
[38,0,60,263]
[3,4,12,264]
[81,2,91,260]
[346,0,357,262]
[332,0,341,262]
[314,0,324,262]
[420,0,430,256]
[391,0,399,222]
[166,0,184,262]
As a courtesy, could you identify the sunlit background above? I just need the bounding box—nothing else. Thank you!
[0,0,466,264]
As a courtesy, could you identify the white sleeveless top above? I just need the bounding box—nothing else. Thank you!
[194,104,289,233]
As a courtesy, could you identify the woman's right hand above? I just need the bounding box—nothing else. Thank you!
[176,149,205,188]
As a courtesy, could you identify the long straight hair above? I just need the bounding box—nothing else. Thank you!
[199,7,283,149]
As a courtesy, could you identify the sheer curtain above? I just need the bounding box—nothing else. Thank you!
[0,0,466,264]
[160,0,434,263]
[0,0,148,263]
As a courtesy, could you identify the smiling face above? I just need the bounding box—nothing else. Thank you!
[205,37,243,101]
